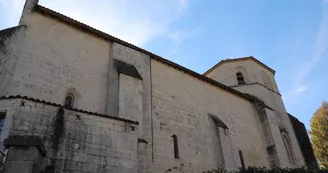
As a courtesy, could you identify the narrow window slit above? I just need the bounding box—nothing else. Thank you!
[239,150,245,169]
[172,134,179,159]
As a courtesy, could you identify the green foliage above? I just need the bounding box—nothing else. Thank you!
[310,101,328,168]
[202,167,328,173]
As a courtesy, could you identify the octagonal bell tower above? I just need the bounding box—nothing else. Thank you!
[203,56,307,168]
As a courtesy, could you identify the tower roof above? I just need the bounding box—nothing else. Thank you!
[203,56,276,75]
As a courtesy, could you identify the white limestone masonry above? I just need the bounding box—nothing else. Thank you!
[0,0,312,172]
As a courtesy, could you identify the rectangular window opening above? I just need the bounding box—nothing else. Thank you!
[0,111,6,137]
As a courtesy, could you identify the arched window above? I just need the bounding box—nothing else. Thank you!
[64,93,74,109]
[236,72,245,84]
[282,132,295,164]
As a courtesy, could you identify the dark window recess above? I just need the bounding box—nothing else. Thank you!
[0,112,6,136]
[209,113,229,129]
[172,134,179,159]
[64,93,74,109]
[239,150,245,169]
[114,59,143,80]
[236,72,245,84]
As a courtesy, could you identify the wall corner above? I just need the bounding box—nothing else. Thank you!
[18,0,39,25]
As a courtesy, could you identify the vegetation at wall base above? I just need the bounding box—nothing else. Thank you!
[202,167,328,173]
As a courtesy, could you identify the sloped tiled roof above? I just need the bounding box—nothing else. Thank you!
[203,56,276,75]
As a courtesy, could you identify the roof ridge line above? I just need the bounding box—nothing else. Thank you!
[204,56,275,76]
[33,4,270,105]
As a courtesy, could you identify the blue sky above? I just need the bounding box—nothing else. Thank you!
[1,0,327,129]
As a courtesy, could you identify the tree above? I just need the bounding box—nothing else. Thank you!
[310,101,328,168]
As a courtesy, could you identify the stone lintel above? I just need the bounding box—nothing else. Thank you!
[114,59,143,80]
[137,138,148,144]
[208,113,229,129]
[4,135,46,156]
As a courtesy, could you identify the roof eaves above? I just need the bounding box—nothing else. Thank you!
[33,5,270,104]
[288,113,305,126]
[0,25,26,41]
[34,5,155,57]
[250,57,276,74]
[203,56,275,75]
[0,95,139,125]
[203,56,253,76]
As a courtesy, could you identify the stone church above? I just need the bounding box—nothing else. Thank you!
[0,0,318,172]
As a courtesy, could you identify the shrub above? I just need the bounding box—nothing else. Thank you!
[203,167,328,173]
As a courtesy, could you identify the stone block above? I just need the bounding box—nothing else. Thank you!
[118,159,135,168]
[109,130,117,139]
[35,102,44,109]
[72,152,87,162]
[116,151,130,160]
[4,135,46,156]
[106,157,119,166]
[81,162,98,172]
[31,106,47,116]
[3,160,27,173]
[6,147,40,161]
[127,133,137,142]
[84,147,101,156]
[84,142,106,150]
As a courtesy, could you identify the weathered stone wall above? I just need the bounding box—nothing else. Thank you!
[3,146,43,173]
[231,84,279,112]
[2,6,153,172]
[232,83,304,167]
[109,42,152,137]
[205,60,279,92]
[109,43,153,173]
[205,60,305,168]
[233,87,305,167]
[5,12,111,113]
[118,74,143,122]
[264,108,287,167]
[0,1,310,172]
[0,98,138,173]
[151,60,270,172]
[0,26,26,97]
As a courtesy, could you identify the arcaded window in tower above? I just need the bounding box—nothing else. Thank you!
[282,132,295,164]
[236,72,245,84]
[64,93,75,109]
